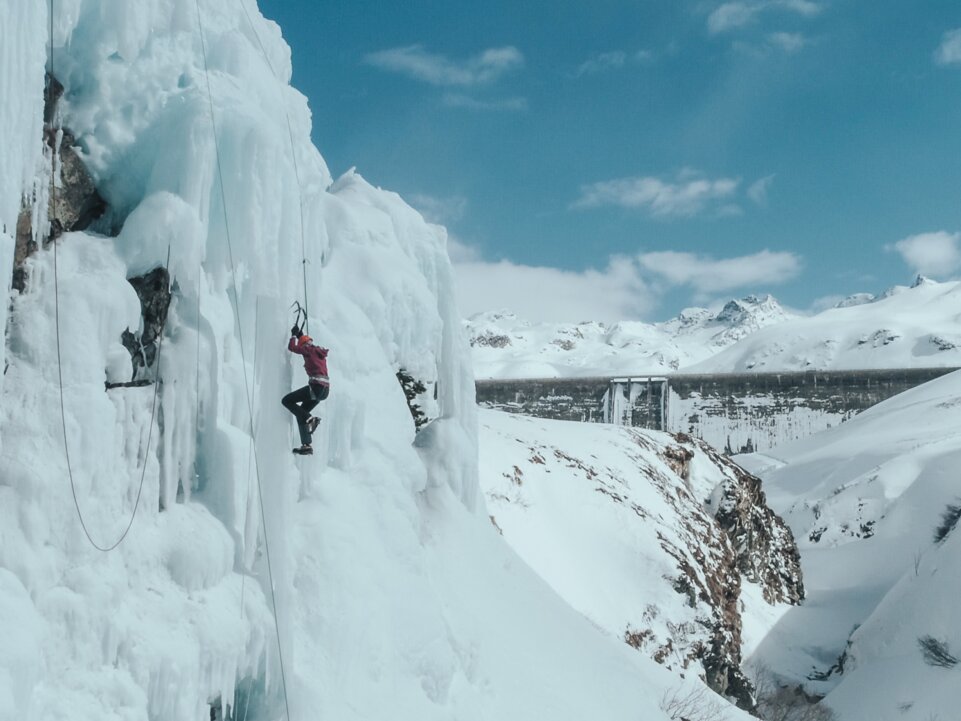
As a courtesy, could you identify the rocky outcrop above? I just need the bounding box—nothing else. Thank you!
[13,73,106,292]
[120,267,171,382]
[694,439,805,606]
[647,433,804,709]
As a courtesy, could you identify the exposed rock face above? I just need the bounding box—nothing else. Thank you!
[13,206,35,292]
[653,433,804,708]
[14,73,106,291]
[50,128,107,234]
[121,267,171,382]
[636,433,753,709]
[699,441,805,606]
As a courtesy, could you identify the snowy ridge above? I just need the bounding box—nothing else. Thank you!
[467,294,794,379]
[0,3,734,720]
[692,278,961,372]
[741,369,961,720]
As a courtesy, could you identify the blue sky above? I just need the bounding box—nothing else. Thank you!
[258,0,961,322]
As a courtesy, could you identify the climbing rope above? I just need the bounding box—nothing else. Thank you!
[194,2,293,720]
[49,0,169,553]
[236,0,311,332]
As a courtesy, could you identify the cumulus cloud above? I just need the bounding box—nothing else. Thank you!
[888,231,961,278]
[935,28,961,66]
[636,249,802,296]
[573,171,741,218]
[708,0,821,35]
[364,45,523,86]
[450,243,803,321]
[453,256,655,322]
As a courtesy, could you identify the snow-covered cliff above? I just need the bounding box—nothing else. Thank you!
[0,3,710,720]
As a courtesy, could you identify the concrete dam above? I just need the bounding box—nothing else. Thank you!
[475,368,959,453]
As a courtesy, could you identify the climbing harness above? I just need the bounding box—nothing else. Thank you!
[49,0,170,553]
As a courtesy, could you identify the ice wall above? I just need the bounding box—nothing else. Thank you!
[0,2,47,399]
[0,2,678,720]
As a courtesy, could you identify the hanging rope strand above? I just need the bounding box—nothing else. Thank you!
[237,0,311,330]
[194,3,292,720]
[50,0,167,553]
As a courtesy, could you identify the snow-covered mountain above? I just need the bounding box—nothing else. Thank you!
[467,294,794,379]
[479,409,804,710]
[469,279,961,378]
[693,277,961,372]
[0,3,734,720]
[738,368,961,720]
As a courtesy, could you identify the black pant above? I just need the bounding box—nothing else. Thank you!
[282,383,329,445]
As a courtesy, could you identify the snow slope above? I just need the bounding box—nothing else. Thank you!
[479,408,804,709]
[467,295,794,379]
[741,369,961,721]
[0,3,706,720]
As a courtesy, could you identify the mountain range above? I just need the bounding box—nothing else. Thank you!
[467,278,961,378]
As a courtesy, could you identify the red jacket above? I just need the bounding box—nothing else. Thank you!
[288,336,329,385]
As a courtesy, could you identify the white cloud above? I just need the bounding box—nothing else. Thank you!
[708,0,821,35]
[446,236,483,263]
[935,28,961,66]
[709,2,760,34]
[408,193,468,225]
[450,243,803,322]
[575,51,627,76]
[573,171,741,218]
[747,174,775,204]
[768,32,807,52]
[888,231,961,278]
[452,256,655,322]
[775,0,821,17]
[442,94,528,111]
[636,249,802,296]
[364,45,523,86]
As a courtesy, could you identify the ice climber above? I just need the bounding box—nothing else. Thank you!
[283,325,330,455]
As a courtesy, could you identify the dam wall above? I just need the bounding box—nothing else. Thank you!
[475,368,959,452]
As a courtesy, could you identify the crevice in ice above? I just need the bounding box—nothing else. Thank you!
[210,672,273,721]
